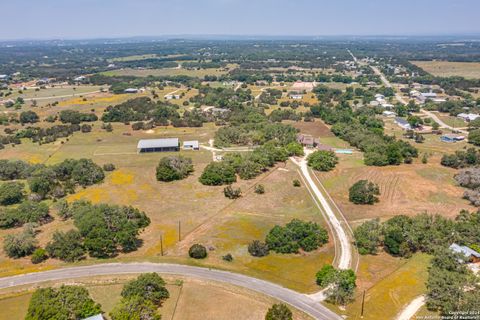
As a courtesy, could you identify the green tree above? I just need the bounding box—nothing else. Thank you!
[316,265,357,305]
[26,285,102,320]
[121,273,169,306]
[285,142,304,156]
[46,230,85,262]
[188,244,207,259]
[348,180,380,205]
[156,156,193,182]
[0,181,25,205]
[316,264,337,287]
[265,303,293,320]
[199,162,236,185]
[353,219,381,255]
[3,226,37,258]
[19,111,39,124]
[307,151,338,171]
[31,248,48,264]
[468,129,480,146]
[110,296,160,320]
[248,240,269,257]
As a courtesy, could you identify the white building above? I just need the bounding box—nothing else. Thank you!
[457,113,480,122]
[290,94,303,100]
[165,94,181,100]
[381,103,395,109]
[382,111,397,117]
[183,140,200,150]
[74,76,86,82]
[124,88,139,94]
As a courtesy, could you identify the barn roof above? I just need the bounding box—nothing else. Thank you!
[137,138,179,149]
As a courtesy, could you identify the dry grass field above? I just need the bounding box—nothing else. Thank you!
[411,60,480,79]
[0,115,334,292]
[102,64,237,78]
[0,275,313,320]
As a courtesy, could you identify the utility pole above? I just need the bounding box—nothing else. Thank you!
[178,221,181,242]
[160,233,164,256]
[361,290,366,318]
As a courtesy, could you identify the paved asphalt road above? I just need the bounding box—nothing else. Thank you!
[0,263,342,320]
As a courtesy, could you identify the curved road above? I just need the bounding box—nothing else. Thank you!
[0,262,341,320]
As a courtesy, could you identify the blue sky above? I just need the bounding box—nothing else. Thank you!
[1,0,479,40]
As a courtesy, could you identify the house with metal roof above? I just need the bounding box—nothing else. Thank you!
[394,117,412,130]
[450,243,480,263]
[137,138,179,153]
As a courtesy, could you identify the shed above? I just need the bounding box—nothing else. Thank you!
[183,140,200,150]
[441,134,464,143]
[124,88,139,94]
[137,138,179,153]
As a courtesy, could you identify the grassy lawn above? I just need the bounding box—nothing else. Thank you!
[0,275,313,320]
[337,253,431,320]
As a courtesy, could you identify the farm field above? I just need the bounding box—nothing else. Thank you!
[411,60,480,79]
[102,64,237,78]
[0,274,313,320]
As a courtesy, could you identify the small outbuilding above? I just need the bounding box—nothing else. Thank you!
[82,315,104,320]
[124,88,139,94]
[137,138,179,153]
[394,117,412,130]
[441,134,465,143]
[183,140,200,150]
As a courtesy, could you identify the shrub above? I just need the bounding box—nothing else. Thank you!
[316,264,337,287]
[46,230,85,262]
[0,181,25,205]
[285,142,304,157]
[189,244,207,259]
[349,180,380,205]
[316,265,357,305]
[199,162,236,185]
[222,253,233,262]
[307,150,338,171]
[248,240,269,257]
[3,227,37,258]
[292,179,301,187]
[103,163,116,171]
[121,273,169,306]
[156,156,193,182]
[31,248,48,264]
[254,184,265,194]
[224,185,242,199]
[265,303,293,320]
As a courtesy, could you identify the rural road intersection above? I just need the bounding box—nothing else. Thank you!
[0,262,342,320]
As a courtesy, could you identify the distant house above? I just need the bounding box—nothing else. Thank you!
[0,74,9,82]
[369,101,380,107]
[441,134,465,143]
[394,117,412,130]
[124,88,139,94]
[297,134,315,148]
[381,103,394,109]
[137,138,179,153]
[374,94,385,100]
[421,92,437,99]
[457,113,480,122]
[165,94,181,100]
[382,111,397,117]
[290,93,303,100]
[183,140,199,150]
[82,315,104,320]
[74,76,86,82]
[431,98,447,104]
[450,243,480,263]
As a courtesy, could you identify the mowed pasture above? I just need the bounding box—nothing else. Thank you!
[411,60,480,79]
[0,275,313,320]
